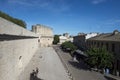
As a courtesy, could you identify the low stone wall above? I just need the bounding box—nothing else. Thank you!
[0,17,39,80]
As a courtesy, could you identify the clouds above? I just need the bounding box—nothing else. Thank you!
[91,0,107,4]
[105,19,120,25]
[7,0,70,13]
[8,0,52,7]
[95,19,120,30]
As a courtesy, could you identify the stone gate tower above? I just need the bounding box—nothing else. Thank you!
[32,24,53,47]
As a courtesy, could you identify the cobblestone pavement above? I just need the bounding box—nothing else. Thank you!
[18,47,70,80]
[53,45,108,80]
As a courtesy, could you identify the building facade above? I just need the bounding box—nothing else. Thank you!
[63,33,69,38]
[59,36,67,44]
[86,30,120,76]
[59,33,73,44]
[85,32,98,39]
[73,34,86,51]
[32,24,53,47]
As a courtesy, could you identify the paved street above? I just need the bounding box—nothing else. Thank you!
[53,45,108,80]
[18,47,70,80]
[18,46,117,80]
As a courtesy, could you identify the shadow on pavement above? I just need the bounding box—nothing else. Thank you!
[30,68,43,80]
[68,60,91,71]
[104,75,117,80]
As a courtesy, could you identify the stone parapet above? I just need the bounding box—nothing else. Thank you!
[0,17,38,37]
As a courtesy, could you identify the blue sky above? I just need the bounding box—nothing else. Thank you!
[0,0,120,35]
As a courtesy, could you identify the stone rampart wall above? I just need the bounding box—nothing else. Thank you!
[0,17,39,80]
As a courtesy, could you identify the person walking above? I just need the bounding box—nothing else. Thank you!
[35,67,39,76]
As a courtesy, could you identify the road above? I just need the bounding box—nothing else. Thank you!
[18,47,70,80]
[53,45,108,80]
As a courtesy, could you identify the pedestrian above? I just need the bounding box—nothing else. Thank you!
[35,67,39,76]
[31,70,36,76]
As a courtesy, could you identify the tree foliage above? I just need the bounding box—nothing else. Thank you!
[53,35,60,44]
[61,41,77,52]
[0,11,26,28]
[86,47,114,69]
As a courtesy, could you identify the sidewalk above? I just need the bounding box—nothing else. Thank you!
[104,74,120,80]
[53,45,108,80]
[18,47,70,80]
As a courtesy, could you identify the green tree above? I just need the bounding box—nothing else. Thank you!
[86,47,99,67]
[0,11,26,28]
[86,47,114,69]
[61,41,77,52]
[99,47,114,69]
[53,35,60,44]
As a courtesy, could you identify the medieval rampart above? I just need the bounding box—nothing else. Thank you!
[0,17,39,80]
